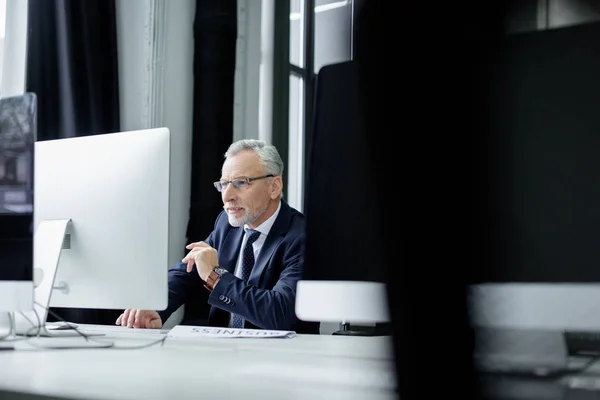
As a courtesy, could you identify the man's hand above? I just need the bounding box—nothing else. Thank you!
[115,309,162,329]
[182,241,219,281]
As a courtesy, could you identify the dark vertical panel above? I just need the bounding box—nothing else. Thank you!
[271,0,290,175]
[354,0,509,397]
[302,0,315,189]
[187,0,237,245]
[184,0,237,324]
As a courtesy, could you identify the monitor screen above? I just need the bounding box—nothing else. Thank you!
[0,93,36,311]
[0,93,35,216]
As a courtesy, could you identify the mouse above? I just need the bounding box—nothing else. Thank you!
[47,322,79,330]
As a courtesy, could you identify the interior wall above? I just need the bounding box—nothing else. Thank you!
[1,0,28,97]
[115,0,194,325]
[233,0,263,142]
[115,0,194,269]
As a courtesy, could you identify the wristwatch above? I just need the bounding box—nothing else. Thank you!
[204,266,227,292]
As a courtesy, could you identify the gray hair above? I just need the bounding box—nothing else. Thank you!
[224,139,284,177]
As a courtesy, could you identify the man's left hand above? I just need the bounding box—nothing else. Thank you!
[182,241,219,281]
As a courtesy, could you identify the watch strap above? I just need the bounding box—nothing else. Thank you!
[204,267,224,292]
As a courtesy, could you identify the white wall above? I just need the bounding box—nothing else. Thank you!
[116,0,194,269]
[0,0,27,97]
[116,0,195,326]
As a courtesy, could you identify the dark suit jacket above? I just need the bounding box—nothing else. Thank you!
[158,200,319,334]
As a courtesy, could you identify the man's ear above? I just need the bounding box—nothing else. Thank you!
[270,176,283,199]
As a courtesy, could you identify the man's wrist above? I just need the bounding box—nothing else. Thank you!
[204,267,227,292]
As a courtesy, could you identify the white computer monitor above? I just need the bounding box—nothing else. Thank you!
[469,283,600,331]
[15,128,170,333]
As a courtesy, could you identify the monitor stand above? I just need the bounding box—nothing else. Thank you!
[332,322,393,336]
[12,219,107,348]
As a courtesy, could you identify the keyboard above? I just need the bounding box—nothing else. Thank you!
[564,331,600,356]
[76,324,169,335]
[14,337,114,350]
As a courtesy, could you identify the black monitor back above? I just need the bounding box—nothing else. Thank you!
[304,60,386,284]
[480,21,600,282]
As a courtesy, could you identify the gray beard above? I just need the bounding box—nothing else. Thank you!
[227,202,268,227]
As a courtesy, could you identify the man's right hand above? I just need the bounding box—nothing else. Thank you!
[115,309,162,329]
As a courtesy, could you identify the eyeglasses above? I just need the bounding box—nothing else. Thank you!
[213,174,275,192]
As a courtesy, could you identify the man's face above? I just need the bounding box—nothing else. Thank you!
[219,150,277,228]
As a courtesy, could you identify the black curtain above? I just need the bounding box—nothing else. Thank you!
[26,0,121,324]
[26,0,120,141]
[183,0,237,324]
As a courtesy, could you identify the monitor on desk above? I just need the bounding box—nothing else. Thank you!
[14,128,171,334]
[469,21,600,333]
[295,60,390,335]
[0,93,36,312]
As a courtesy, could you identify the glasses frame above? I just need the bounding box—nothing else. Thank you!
[213,174,275,192]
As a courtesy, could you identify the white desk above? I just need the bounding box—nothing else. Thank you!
[0,328,398,400]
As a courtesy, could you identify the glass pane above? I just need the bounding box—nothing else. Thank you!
[290,0,304,68]
[287,74,305,211]
[314,0,352,73]
[0,0,6,91]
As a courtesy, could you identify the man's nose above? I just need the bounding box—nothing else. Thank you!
[222,183,236,201]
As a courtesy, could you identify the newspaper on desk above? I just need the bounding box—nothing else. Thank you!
[168,325,296,339]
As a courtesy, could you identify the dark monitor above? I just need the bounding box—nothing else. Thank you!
[304,60,386,284]
[295,60,390,333]
[478,21,600,283]
[469,22,600,336]
[0,93,36,311]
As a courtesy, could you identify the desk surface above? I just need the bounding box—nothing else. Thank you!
[0,328,398,400]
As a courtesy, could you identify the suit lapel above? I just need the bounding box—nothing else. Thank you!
[219,227,244,274]
[248,201,291,286]
[248,233,283,286]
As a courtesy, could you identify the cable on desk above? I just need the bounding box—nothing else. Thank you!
[9,302,168,350]
[573,357,600,375]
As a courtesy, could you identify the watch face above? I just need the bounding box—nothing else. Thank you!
[213,267,227,276]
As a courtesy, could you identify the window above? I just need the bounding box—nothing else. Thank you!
[287,74,304,208]
[314,0,352,72]
[284,0,355,212]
